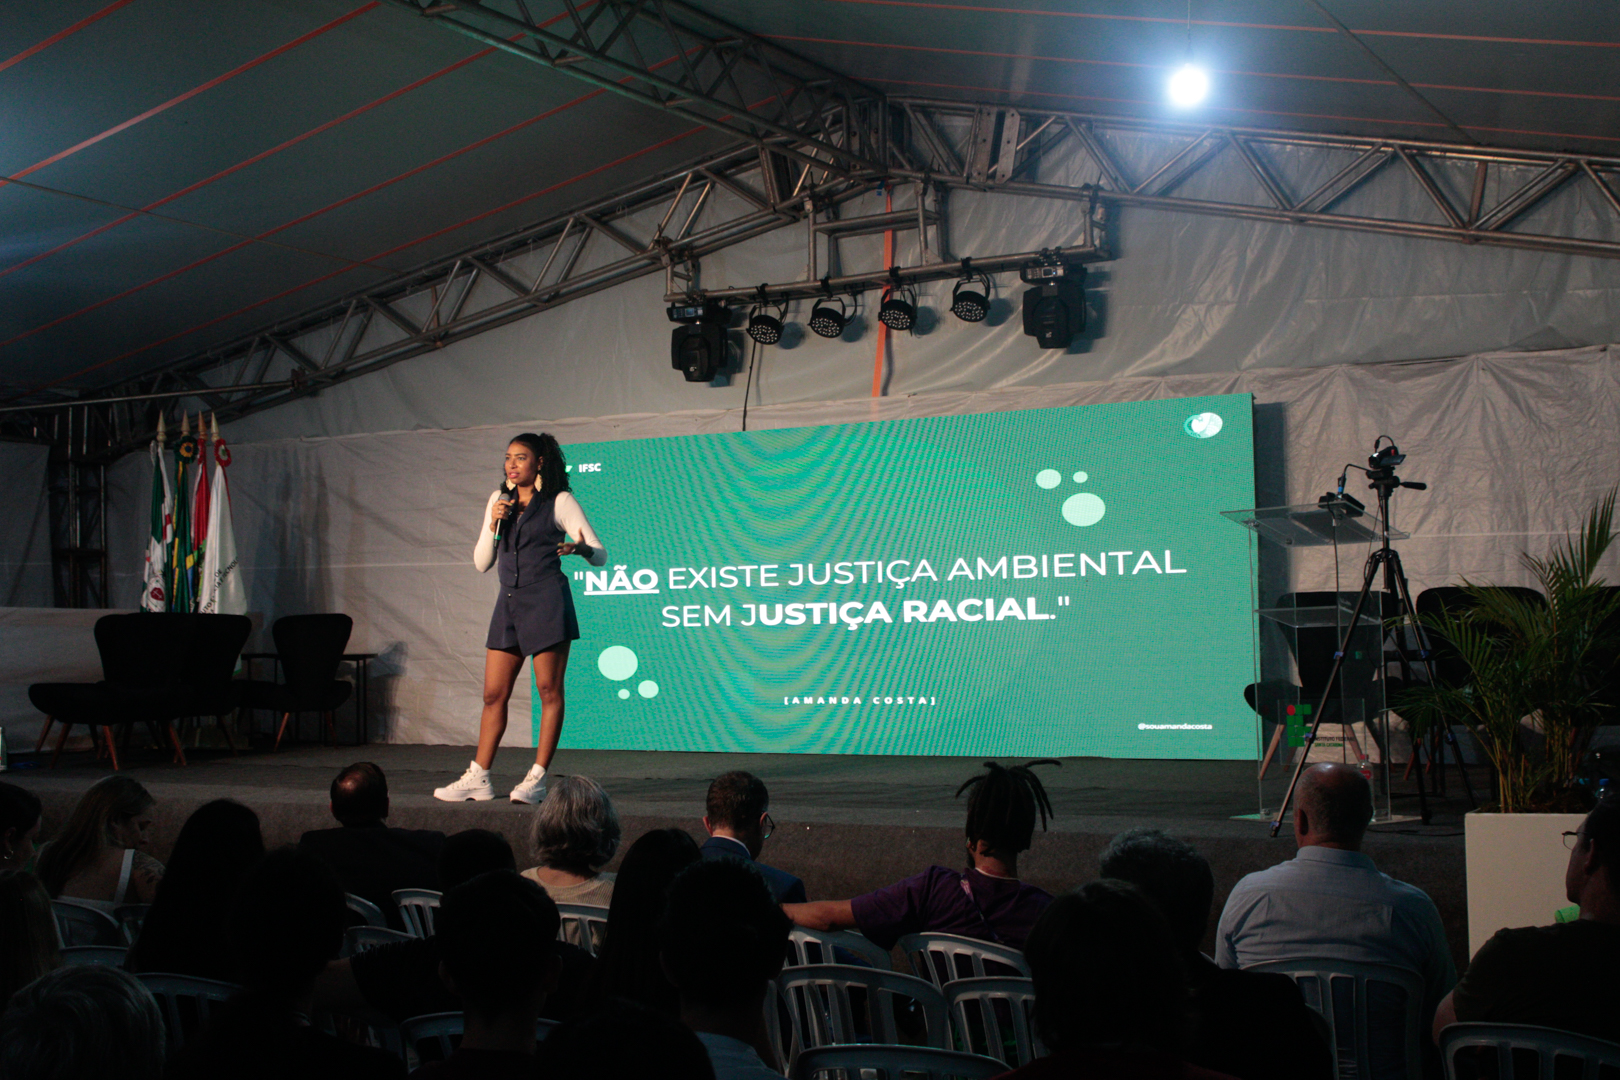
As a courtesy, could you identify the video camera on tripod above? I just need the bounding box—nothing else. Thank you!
[1317,436,1428,518]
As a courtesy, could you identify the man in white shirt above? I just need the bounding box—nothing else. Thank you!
[1216,762,1456,1018]
[661,859,792,1080]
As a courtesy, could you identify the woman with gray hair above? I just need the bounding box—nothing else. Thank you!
[521,774,620,907]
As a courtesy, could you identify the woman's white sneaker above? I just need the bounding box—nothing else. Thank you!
[509,764,548,804]
[433,761,494,802]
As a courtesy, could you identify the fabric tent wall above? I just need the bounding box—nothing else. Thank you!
[0,442,52,607]
[107,346,1620,747]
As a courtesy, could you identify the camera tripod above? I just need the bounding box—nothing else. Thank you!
[1269,440,1478,837]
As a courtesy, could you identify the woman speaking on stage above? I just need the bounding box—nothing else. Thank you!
[434,432,606,804]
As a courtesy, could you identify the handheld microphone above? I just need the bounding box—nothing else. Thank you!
[494,479,517,544]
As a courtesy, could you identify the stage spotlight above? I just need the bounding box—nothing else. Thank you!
[1168,62,1209,107]
[669,298,730,381]
[746,289,785,345]
[878,286,916,332]
[1019,258,1087,350]
[808,295,847,339]
[950,266,990,323]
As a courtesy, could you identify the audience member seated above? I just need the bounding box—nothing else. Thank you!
[541,998,716,1080]
[521,774,620,907]
[700,771,805,905]
[412,871,563,1079]
[582,827,702,1017]
[318,829,593,1025]
[299,762,445,931]
[126,799,265,981]
[999,880,1240,1080]
[0,870,61,1008]
[661,859,792,1080]
[0,781,43,871]
[36,775,163,909]
[1100,828,1332,1080]
[1432,792,1620,1043]
[0,964,166,1080]
[1215,763,1455,1020]
[170,847,405,1080]
[785,760,1057,949]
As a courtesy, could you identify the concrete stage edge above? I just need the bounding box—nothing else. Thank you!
[5,743,1476,970]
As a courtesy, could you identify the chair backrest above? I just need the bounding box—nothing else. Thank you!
[776,964,951,1070]
[787,926,892,970]
[135,973,240,1054]
[1248,959,1426,1080]
[792,1043,1007,1080]
[398,1011,557,1071]
[52,898,126,947]
[114,903,150,945]
[898,932,1030,987]
[180,614,253,685]
[272,614,353,690]
[342,925,414,958]
[95,614,185,689]
[943,977,1044,1068]
[1440,1023,1620,1080]
[60,945,129,966]
[346,892,388,928]
[554,902,609,956]
[393,888,442,938]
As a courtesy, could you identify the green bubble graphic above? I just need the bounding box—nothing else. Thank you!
[617,688,630,700]
[1062,492,1107,527]
[1035,469,1061,489]
[1073,471,1088,483]
[638,680,659,699]
[597,645,639,681]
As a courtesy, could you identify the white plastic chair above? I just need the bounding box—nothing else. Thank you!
[341,925,414,957]
[392,888,441,938]
[51,899,125,947]
[787,926,892,970]
[943,976,1044,1068]
[1248,959,1426,1080]
[60,945,129,966]
[792,1043,1007,1080]
[776,964,952,1072]
[898,932,1030,987]
[398,1011,558,1071]
[113,903,149,945]
[555,902,609,955]
[1440,1022,1620,1080]
[135,973,240,1053]
[345,893,388,929]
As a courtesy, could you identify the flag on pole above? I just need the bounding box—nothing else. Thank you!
[198,414,245,615]
[189,412,211,605]
[171,414,198,612]
[141,416,174,613]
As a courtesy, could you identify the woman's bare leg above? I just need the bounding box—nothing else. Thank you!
[531,642,570,769]
[475,648,525,769]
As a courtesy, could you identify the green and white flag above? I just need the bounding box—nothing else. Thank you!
[198,415,244,615]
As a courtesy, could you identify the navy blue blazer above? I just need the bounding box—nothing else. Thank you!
[700,835,807,904]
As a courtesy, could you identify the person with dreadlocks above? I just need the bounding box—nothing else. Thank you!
[434,433,607,806]
[784,760,1058,950]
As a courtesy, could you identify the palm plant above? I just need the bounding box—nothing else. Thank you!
[1397,491,1620,813]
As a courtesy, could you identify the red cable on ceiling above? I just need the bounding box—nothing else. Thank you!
[0,0,140,74]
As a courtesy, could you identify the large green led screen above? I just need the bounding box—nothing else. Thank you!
[539,394,1255,758]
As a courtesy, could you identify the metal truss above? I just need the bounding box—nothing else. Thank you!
[382,0,888,178]
[10,98,1620,456]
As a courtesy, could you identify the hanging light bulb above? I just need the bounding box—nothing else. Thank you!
[1168,62,1209,107]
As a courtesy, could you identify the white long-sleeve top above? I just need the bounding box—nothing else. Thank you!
[473,489,608,572]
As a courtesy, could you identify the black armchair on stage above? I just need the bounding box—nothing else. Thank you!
[27,612,252,769]
[234,613,354,751]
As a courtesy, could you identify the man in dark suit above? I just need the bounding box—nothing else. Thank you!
[299,762,445,932]
[700,770,806,904]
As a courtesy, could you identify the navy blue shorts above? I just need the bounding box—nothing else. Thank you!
[486,576,579,656]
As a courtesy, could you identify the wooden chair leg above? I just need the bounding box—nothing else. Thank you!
[50,723,71,767]
[166,724,188,766]
[219,714,239,755]
[101,726,121,771]
[34,716,54,752]
[273,712,293,752]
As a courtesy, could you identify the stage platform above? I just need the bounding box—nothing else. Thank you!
[4,743,1479,970]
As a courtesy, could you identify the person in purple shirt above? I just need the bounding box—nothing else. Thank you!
[784,760,1057,950]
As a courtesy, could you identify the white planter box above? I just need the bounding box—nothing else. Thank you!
[1464,811,1586,958]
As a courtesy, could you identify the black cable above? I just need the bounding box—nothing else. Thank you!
[741,336,760,431]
